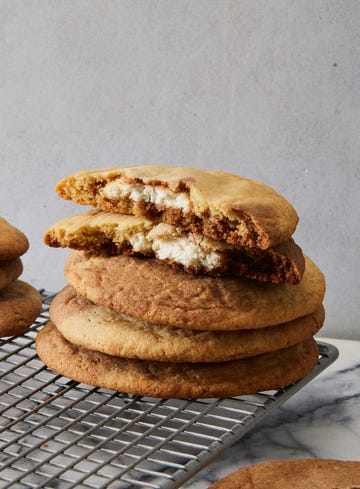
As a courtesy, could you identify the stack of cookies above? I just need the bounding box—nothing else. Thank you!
[0,217,42,337]
[37,166,326,399]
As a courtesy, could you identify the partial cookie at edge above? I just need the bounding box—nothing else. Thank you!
[207,458,360,489]
[0,280,42,337]
[0,217,29,260]
[0,258,23,289]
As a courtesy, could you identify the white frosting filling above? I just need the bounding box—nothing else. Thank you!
[103,181,191,213]
[151,237,221,270]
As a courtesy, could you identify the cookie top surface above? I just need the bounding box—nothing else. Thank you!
[0,217,29,260]
[55,166,299,249]
[0,280,42,337]
[36,322,319,399]
[45,209,305,284]
[0,258,23,289]
[64,252,325,330]
[50,286,324,362]
[208,458,360,488]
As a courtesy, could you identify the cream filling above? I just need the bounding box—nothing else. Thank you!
[126,226,224,270]
[128,232,153,253]
[103,181,191,213]
[151,237,221,270]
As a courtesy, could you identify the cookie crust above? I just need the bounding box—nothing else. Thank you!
[36,322,319,399]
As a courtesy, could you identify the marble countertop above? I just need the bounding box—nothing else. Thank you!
[184,337,360,488]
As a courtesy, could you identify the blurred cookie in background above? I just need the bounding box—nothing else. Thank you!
[0,257,23,290]
[0,216,42,337]
[0,280,42,337]
[0,217,29,260]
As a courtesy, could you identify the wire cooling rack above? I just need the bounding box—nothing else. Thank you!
[0,291,338,489]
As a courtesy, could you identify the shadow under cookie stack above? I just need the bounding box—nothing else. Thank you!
[0,217,42,338]
[37,166,326,399]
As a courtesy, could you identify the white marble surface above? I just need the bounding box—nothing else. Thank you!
[183,337,360,488]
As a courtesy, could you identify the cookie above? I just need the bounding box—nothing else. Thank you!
[45,209,305,284]
[44,209,154,255]
[0,217,29,260]
[0,280,42,337]
[55,166,299,249]
[207,458,360,488]
[0,258,23,289]
[64,251,325,330]
[50,286,325,363]
[36,322,319,399]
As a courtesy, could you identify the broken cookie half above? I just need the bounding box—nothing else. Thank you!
[44,209,305,284]
[55,165,299,249]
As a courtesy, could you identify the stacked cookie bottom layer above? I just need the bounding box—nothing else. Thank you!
[36,251,325,399]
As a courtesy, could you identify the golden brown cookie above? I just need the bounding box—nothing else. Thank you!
[64,251,325,330]
[0,258,23,289]
[36,322,319,399]
[50,286,325,363]
[207,458,360,488]
[0,280,42,337]
[0,217,29,260]
[45,209,304,284]
[55,166,299,249]
[44,209,153,254]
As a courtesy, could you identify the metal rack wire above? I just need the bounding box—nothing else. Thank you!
[0,291,338,489]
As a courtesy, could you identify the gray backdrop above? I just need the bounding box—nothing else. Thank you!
[0,1,359,339]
